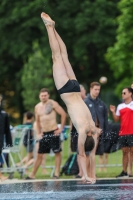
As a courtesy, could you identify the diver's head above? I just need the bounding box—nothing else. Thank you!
[84,136,95,152]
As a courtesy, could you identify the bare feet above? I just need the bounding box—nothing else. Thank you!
[84,178,96,184]
[41,12,55,27]
[83,175,96,184]
[84,177,94,184]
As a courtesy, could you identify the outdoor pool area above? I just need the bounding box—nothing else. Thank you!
[0,178,133,200]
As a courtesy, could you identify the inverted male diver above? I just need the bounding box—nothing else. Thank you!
[41,12,102,184]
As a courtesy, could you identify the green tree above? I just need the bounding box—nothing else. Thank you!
[0,0,119,123]
[106,0,133,97]
[0,0,48,123]
[21,42,55,111]
[48,0,119,86]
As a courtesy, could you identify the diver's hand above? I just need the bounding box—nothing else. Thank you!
[96,128,102,137]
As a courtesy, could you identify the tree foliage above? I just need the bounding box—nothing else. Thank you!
[21,42,55,111]
[106,0,133,97]
[0,0,45,122]
[50,0,119,83]
[0,0,120,123]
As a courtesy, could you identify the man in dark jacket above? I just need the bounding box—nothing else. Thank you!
[84,82,108,177]
[0,95,12,180]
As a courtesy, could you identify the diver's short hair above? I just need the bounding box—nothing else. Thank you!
[84,136,95,152]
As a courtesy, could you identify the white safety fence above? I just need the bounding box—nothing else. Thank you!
[1,125,36,178]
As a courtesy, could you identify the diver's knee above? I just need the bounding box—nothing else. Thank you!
[52,53,62,61]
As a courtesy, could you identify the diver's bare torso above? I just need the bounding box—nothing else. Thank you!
[61,92,96,134]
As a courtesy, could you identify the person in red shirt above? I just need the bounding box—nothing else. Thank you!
[110,87,133,178]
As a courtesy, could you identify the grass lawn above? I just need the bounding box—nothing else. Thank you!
[95,150,123,178]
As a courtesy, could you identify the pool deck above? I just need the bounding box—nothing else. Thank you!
[1,178,133,199]
[0,177,133,184]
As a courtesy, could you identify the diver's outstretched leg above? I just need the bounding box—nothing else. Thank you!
[41,12,68,90]
[54,29,77,80]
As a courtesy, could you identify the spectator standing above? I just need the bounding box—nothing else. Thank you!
[84,82,108,178]
[129,83,133,175]
[25,88,66,179]
[0,95,12,180]
[110,87,133,177]
[17,112,34,169]
[33,121,48,175]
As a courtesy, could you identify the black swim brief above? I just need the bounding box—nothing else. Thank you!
[58,80,80,95]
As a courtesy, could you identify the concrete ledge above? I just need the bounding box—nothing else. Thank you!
[1,177,133,185]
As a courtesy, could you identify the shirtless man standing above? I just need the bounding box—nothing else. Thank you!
[26,88,66,179]
[40,13,101,183]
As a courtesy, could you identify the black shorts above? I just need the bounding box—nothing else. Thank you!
[104,123,120,153]
[118,135,133,148]
[58,79,80,95]
[71,127,78,152]
[38,130,62,154]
